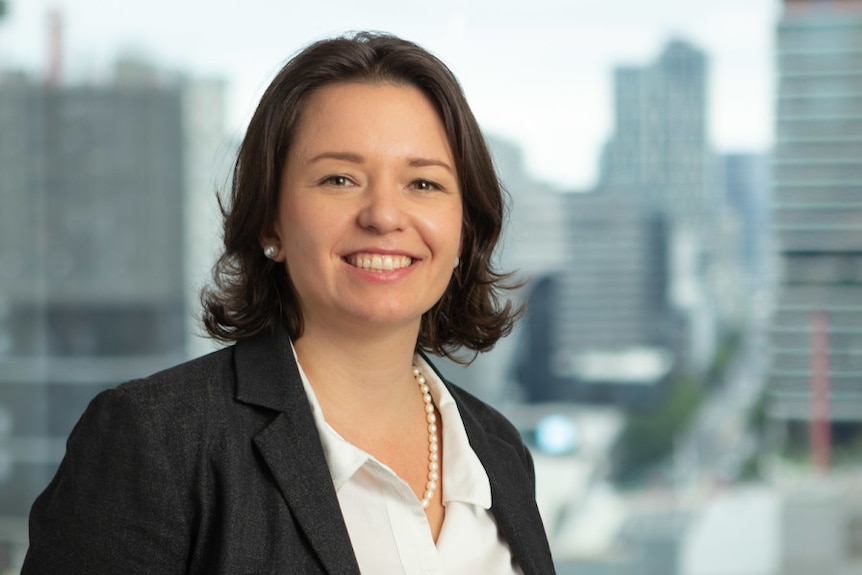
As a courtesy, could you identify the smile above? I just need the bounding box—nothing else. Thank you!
[346,253,413,272]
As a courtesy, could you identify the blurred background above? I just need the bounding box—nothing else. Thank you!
[1,0,861,573]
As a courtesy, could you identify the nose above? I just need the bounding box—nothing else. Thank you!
[357,184,406,233]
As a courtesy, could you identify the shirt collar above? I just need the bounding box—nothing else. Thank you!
[415,354,492,509]
[291,342,491,509]
[291,343,369,491]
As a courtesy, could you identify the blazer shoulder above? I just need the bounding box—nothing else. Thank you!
[117,344,237,407]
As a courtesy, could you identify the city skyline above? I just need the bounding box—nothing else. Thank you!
[4,3,862,572]
[0,0,776,189]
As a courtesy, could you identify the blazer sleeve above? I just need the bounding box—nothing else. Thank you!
[22,387,190,575]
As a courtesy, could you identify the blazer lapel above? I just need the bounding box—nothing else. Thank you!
[456,396,557,575]
[235,328,361,575]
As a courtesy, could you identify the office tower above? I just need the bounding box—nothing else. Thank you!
[0,60,225,570]
[596,38,747,372]
[546,193,673,405]
[600,39,713,225]
[558,196,668,353]
[526,38,722,406]
[512,39,733,404]
[769,0,862,451]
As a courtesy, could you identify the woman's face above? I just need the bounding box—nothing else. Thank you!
[268,82,463,337]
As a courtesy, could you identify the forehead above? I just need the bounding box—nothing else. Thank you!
[291,82,453,157]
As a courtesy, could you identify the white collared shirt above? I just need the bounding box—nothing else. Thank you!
[294,349,524,575]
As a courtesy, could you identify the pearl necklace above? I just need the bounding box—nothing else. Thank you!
[413,365,439,509]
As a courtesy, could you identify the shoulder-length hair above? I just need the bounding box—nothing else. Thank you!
[201,31,521,362]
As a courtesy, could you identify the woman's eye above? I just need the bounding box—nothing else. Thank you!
[413,179,441,192]
[322,175,353,187]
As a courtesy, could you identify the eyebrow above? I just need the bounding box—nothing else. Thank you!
[408,157,454,173]
[308,152,454,174]
[308,152,364,165]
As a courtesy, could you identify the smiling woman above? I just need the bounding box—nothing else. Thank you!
[21,32,555,575]
[201,33,521,359]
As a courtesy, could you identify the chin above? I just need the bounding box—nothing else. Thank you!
[346,305,427,329]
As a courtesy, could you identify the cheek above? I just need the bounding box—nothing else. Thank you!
[421,211,461,254]
[280,199,351,268]
[280,198,321,245]
[276,204,316,273]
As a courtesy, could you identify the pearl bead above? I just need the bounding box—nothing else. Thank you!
[413,364,439,510]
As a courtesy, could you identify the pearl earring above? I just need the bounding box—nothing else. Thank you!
[454,256,460,268]
[263,245,278,260]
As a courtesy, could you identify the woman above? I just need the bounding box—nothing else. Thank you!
[23,32,556,574]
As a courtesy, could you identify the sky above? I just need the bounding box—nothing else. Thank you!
[0,0,778,189]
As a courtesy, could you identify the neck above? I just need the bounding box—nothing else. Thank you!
[293,320,423,416]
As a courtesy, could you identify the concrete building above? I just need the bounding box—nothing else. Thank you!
[543,193,673,405]
[768,0,862,447]
[0,61,226,571]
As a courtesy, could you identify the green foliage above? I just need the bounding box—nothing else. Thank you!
[738,453,763,481]
[612,375,704,485]
[747,389,768,435]
[611,331,745,485]
[706,328,742,387]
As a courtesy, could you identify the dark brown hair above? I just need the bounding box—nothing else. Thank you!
[201,31,521,361]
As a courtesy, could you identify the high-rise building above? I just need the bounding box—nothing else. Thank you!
[769,0,862,441]
[0,61,225,571]
[512,39,738,404]
[597,38,750,372]
[549,193,673,405]
[600,39,713,225]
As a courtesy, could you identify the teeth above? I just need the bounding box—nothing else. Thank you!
[348,254,413,272]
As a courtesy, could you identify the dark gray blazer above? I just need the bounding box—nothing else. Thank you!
[23,327,556,574]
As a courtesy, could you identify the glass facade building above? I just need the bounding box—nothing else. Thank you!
[769,0,862,430]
